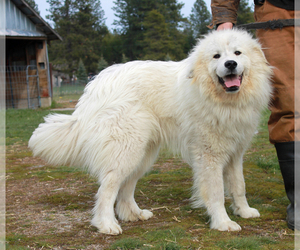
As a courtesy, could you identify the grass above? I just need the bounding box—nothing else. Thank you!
[53,85,85,97]
[215,236,277,249]
[5,109,73,145]
[110,227,186,250]
[5,104,294,249]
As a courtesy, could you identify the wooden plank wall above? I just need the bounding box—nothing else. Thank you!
[39,69,48,97]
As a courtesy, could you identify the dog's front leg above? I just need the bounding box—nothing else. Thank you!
[224,156,260,219]
[192,155,241,231]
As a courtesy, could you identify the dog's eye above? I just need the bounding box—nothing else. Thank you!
[234,51,242,56]
[213,54,221,59]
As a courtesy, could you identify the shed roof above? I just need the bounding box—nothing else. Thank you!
[2,0,62,41]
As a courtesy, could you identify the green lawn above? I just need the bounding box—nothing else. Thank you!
[53,85,85,97]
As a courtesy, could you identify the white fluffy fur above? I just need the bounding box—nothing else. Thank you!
[29,29,272,235]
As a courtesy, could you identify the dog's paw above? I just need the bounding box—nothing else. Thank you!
[211,220,242,232]
[139,209,153,221]
[234,207,260,218]
[91,217,122,235]
[117,208,153,222]
[116,201,153,222]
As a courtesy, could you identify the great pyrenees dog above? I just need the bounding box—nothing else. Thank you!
[29,29,272,235]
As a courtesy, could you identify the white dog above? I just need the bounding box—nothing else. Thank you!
[29,29,272,235]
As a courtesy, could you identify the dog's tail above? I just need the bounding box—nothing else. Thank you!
[28,113,81,167]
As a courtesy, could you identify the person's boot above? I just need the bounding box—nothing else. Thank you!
[275,141,294,230]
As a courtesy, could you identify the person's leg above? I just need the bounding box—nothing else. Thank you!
[255,1,296,230]
[275,142,295,229]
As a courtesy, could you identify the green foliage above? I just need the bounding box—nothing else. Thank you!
[45,0,255,75]
[121,53,129,63]
[97,55,108,73]
[25,0,40,14]
[47,0,108,76]
[142,10,172,60]
[237,0,255,25]
[112,0,155,60]
[180,23,197,55]
[77,58,87,84]
[190,0,211,38]
[112,0,187,61]
[158,0,188,61]
[165,53,172,61]
[101,31,124,64]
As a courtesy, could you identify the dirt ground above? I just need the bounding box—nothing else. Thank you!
[53,99,78,109]
[6,143,114,249]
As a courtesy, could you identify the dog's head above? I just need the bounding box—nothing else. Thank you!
[188,29,273,104]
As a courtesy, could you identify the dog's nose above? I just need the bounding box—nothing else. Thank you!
[225,60,237,70]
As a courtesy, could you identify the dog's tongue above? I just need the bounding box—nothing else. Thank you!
[224,76,241,88]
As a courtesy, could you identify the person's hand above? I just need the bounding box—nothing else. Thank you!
[217,22,233,30]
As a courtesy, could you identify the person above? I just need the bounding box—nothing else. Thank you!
[209,0,297,230]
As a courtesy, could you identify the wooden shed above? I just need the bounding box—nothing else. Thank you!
[2,0,62,109]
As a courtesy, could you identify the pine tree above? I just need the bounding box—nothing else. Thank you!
[97,55,108,73]
[77,59,87,84]
[155,0,188,60]
[164,53,172,61]
[101,31,124,64]
[112,0,186,61]
[25,0,40,14]
[47,0,108,76]
[113,0,156,60]
[190,0,211,38]
[142,10,173,60]
[121,53,129,63]
[237,0,255,25]
[181,22,197,54]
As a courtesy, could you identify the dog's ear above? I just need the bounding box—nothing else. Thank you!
[253,42,270,65]
[251,42,274,81]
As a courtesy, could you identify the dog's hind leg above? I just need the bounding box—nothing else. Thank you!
[224,156,260,219]
[91,171,123,235]
[91,130,159,234]
[90,106,161,234]
[115,142,160,222]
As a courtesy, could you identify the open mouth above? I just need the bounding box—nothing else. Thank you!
[218,74,243,93]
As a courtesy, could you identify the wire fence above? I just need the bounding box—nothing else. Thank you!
[4,65,41,109]
[4,65,89,108]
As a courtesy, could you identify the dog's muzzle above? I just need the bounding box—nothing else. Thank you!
[218,60,243,93]
[218,74,243,93]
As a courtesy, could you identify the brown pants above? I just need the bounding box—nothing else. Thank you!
[254,1,296,144]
